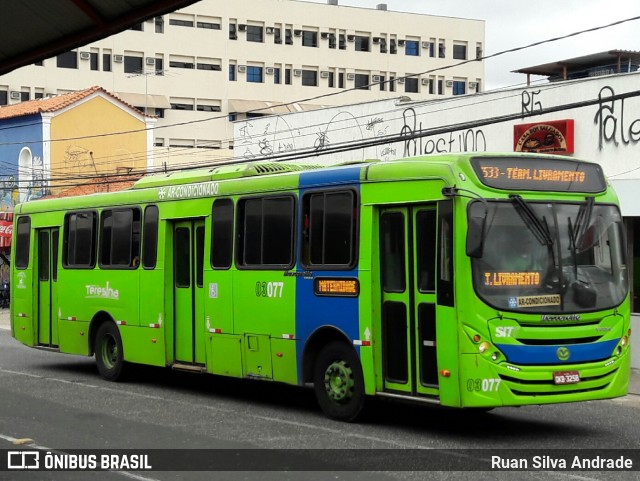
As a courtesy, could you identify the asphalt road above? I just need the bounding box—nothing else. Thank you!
[1,321,640,481]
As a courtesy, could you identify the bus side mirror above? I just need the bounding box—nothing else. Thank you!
[466,216,486,258]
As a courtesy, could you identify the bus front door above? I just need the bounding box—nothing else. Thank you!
[36,228,59,347]
[378,206,439,398]
[172,219,205,365]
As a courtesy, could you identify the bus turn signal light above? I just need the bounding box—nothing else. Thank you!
[440,369,451,378]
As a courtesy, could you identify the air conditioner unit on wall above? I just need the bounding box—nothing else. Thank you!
[146,57,156,65]
[421,41,430,49]
[321,32,329,39]
[238,24,247,31]
[397,77,405,84]
[421,78,429,85]
[79,52,91,60]
[266,67,274,74]
[446,80,453,87]
[10,91,21,100]
[398,40,406,46]
[320,71,330,78]
[372,75,381,82]
[373,37,381,44]
[294,29,302,36]
[237,65,246,72]
[347,35,355,41]
[293,69,302,76]
[266,27,274,34]
[346,73,355,80]
[114,55,124,63]
[469,81,478,89]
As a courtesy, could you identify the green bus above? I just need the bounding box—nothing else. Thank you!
[10,153,630,421]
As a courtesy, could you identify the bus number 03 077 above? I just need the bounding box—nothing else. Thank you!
[255,281,284,298]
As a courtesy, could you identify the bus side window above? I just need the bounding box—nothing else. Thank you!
[15,216,31,269]
[142,205,159,269]
[211,198,233,269]
[301,190,356,269]
[63,211,97,268]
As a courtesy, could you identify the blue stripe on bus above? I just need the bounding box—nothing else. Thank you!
[496,339,620,365]
[295,166,363,384]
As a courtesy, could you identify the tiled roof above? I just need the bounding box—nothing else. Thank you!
[0,86,145,120]
[41,175,141,199]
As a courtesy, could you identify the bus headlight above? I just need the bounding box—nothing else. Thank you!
[478,342,490,353]
[621,336,628,347]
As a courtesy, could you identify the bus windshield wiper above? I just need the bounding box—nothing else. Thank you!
[509,195,553,246]
[571,196,594,248]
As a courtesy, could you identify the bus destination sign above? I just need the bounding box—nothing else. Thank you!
[314,277,359,297]
[471,157,606,193]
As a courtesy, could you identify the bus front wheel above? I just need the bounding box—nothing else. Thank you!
[95,322,126,381]
[313,341,365,422]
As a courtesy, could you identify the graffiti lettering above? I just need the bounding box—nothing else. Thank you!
[400,108,487,155]
[521,90,542,116]
[366,117,384,131]
[593,86,640,150]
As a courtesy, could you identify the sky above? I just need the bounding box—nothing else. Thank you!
[306,0,640,90]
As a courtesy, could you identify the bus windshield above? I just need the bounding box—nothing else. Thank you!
[469,199,628,313]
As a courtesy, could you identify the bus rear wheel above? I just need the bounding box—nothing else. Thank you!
[95,322,126,381]
[313,341,365,422]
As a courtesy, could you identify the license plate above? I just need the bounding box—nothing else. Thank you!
[554,371,580,385]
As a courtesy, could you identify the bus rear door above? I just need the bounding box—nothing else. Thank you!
[172,219,205,366]
[36,227,59,347]
[378,205,440,398]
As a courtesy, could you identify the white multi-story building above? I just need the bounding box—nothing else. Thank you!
[0,0,484,168]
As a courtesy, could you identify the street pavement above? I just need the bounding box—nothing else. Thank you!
[1,307,639,395]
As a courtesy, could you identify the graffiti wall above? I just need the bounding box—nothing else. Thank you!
[0,115,45,209]
[233,71,640,181]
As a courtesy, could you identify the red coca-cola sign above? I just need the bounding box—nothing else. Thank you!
[0,221,12,238]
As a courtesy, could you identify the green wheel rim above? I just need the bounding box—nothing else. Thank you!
[101,334,118,370]
[324,360,354,404]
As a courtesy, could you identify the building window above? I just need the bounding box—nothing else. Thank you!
[171,102,194,110]
[197,62,221,71]
[354,74,369,90]
[378,75,386,91]
[339,34,346,50]
[34,91,44,99]
[429,42,435,57]
[390,39,397,54]
[154,108,165,118]
[379,38,387,54]
[197,21,221,30]
[274,28,282,44]
[438,79,443,95]
[124,56,143,73]
[34,60,44,66]
[405,77,419,93]
[169,19,193,27]
[197,104,221,112]
[301,70,318,86]
[229,23,237,40]
[246,25,264,43]
[90,52,98,70]
[274,67,281,84]
[103,53,111,72]
[328,71,335,88]
[302,31,318,47]
[328,33,336,49]
[285,29,293,45]
[439,42,446,58]
[453,44,467,60]
[452,80,466,95]
[155,16,164,33]
[129,22,143,31]
[355,36,370,52]
[285,68,292,85]
[229,64,236,81]
[247,66,263,83]
[338,72,345,88]
[20,91,29,102]
[405,40,419,56]
[237,196,295,268]
[56,51,78,69]
[155,57,163,75]
[169,60,194,69]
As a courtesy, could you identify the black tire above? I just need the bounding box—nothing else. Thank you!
[95,322,126,381]
[313,341,366,422]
